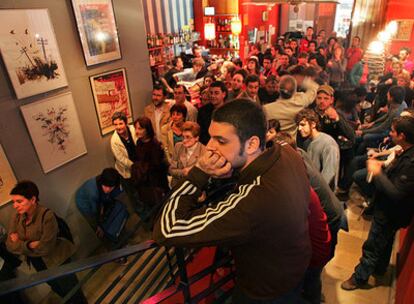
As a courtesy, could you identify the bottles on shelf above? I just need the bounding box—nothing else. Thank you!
[208,16,239,50]
[146,29,196,49]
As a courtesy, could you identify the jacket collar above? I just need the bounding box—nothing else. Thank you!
[238,144,281,185]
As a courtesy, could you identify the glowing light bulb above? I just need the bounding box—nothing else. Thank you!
[368,41,384,55]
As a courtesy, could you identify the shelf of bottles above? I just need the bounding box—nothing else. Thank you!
[147,30,199,68]
[209,16,239,56]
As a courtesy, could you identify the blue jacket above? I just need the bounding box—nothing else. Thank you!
[75,177,122,216]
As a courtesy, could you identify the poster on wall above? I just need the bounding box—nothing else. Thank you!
[20,92,87,174]
[0,9,68,99]
[0,145,17,206]
[71,0,122,66]
[393,20,414,41]
[90,68,133,135]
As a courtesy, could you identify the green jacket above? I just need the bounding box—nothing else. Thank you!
[6,205,75,268]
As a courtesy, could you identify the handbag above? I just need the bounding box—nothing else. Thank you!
[100,200,129,242]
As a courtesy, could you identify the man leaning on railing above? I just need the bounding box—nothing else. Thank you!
[153,99,312,303]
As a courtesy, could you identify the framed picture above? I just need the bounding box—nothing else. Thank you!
[71,0,121,66]
[0,9,68,99]
[0,145,17,206]
[21,92,87,174]
[393,20,414,41]
[90,68,133,135]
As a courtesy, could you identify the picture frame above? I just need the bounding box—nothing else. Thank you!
[71,0,122,66]
[393,20,414,41]
[89,68,133,135]
[20,92,87,174]
[0,144,17,206]
[0,9,68,99]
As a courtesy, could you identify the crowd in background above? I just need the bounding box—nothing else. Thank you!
[2,26,414,304]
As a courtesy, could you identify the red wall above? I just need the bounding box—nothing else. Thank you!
[385,0,414,55]
[239,1,280,44]
[396,219,414,304]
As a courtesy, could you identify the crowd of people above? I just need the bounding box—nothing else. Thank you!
[2,26,414,304]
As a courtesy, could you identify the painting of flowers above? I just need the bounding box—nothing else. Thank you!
[0,9,68,99]
[90,68,133,135]
[71,0,121,66]
[0,144,17,206]
[21,92,87,173]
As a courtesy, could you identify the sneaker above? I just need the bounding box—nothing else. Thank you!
[341,275,364,291]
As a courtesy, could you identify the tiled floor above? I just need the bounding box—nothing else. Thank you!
[322,188,395,304]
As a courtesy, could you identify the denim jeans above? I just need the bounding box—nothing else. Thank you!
[353,168,375,199]
[356,132,388,155]
[340,154,367,191]
[353,215,396,284]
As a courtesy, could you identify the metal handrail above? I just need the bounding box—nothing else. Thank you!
[0,241,156,296]
[0,242,235,304]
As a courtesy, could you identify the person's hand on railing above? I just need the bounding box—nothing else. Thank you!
[9,232,19,242]
[28,241,40,249]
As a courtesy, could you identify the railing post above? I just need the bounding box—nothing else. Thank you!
[175,247,192,304]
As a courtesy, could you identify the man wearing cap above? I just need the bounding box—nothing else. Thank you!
[311,85,355,193]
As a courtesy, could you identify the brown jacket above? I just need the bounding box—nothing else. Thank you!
[6,205,75,268]
[144,102,170,139]
[169,141,206,187]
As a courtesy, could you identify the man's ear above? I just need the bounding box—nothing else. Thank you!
[245,136,261,155]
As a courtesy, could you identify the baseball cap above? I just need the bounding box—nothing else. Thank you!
[317,85,334,96]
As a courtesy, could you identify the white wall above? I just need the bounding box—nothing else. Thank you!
[0,0,153,257]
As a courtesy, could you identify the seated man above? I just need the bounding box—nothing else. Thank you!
[154,99,311,303]
[75,168,125,241]
[342,116,414,290]
[169,121,206,187]
[356,85,407,155]
[296,109,340,190]
[7,181,87,303]
[227,70,247,101]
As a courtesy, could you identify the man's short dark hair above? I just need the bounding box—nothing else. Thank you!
[265,75,278,84]
[10,181,39,201]
[233,69,247,79]
[309,40,317,47]
[298,52,309,59]
[289,65,306,76]
[99,168,121,187]
[210,81,228,99]
[353,86,367,97]
[172,56,181,67]
[112,111,128,124]
[393,116,414,144]
[245,74,260,85]
[284,46,293,52]
[400,47,411,55]
[153,84,167,96]
[295,108,320,128]
[263,54,274,62]
[212,99,267,150]
[389,86,406,104]
[170,103,187,117]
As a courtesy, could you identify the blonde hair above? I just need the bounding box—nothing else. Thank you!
[182,121,201,137]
